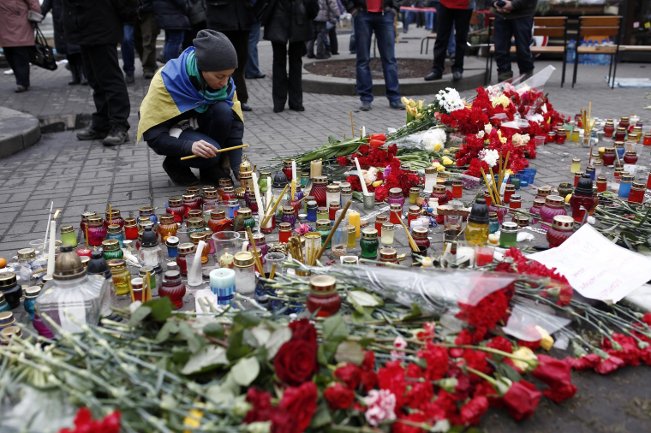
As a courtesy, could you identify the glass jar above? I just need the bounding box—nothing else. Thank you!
[221,185,236,202]
[451,180,463,199]
[210,268,236,305]
[614,168,624,182]
[86,216,107,247]
[160,270,186,309]
[348,210,361,238]
[182,194,201,219]
[380,222,395,245]
[234,208,256,232]
[643,132,651,146]
[280,206,297,229]
[614,141,625,159]
[123,218,139,241]
[278,222,292,244]
[407,205,421,225]
[346,225,357,249]
[105,209,125,229]
[213,231,241,268]
[623,151,638,165]
[488,211,500,234]
[513,214,530,228]
[378,247,399,265]
[509,194,522,210]
[138,206,157,224]
[529,197,545,224]
[167,196,185,223]
[60,225,77,248]
[602,147,616,166]
[603,119,615,137]
[431,185,449,205]
[539,195,567,232]
[0,272,22,309]
[570,158,581,174]
[326,184,341,209]
[389,203,403,225]
[176,242,195,276]
[465,198,489,247]
[499,222,519,248]
[311,176,328,207]
[614,127,627,142]
[409,187,421,205]
[250,232,269,259]
[556,128,567,144]
[306,275,341,317]
[304,232,322,264]
[328,202,340,220]
[102,239,123,261]
[375,214,388,235]
[79,211,97,239]
[412,226,430,259]
[234,252,256,296]
[0,293,9,313]
[186,217,205,235]
[387,188,405,207]
[203,189,220,212]
[628,181,646,204]
[158,214,178,241]
[503,184,515,204]
[189,231,210,264]
[106,259,132,296]
[547,215,575,248]
[166,236,179,259]
[105,224,124,248]
[359,228,379,260]
[596,175,608,193]
[618,174,634,199]
[139,265,160,296]
[316,206,329,221]
[130,277,144,302]
[570,176,597,222]
[306,200,318,222]
[208,210,232,233]
[317,219,332,250]
[424,167,437,193]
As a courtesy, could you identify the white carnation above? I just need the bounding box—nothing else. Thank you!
[421,128,447,152]
[479,149,499,168]
[434,87,465,113]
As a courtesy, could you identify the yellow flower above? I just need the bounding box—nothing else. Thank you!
[511,347,538,372]
[565,193,572,204]
[491,94,511,108]
[433,142,443,152]
[183,409,203,433]
[442,156,453,166]
[372,180,383,188]
[535,326,554,351]
[432,162,445,172]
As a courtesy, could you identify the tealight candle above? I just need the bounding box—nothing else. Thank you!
[210,268,236,305]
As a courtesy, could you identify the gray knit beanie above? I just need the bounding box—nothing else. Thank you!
[193,30,238,72]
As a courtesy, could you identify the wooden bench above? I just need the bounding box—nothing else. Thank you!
[572,16,622,89]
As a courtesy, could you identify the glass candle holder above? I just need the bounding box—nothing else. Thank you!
[213,231,241,269]
[499,222,519,248]
[348,210,361,239]
[326,184,341,209]
[359,228,379,260]
[160,270,186,309]
[380,222,395,245]
[306,275,341,318]
[234,252,256,296]
[60,225,77,248]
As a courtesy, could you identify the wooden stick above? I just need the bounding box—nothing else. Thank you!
[480,167,497,205]
[487,166,501,205]
[269,264,277,280]
[260,184,289,227]
[180,143,249,161]
[349,111,355,138]
[246,227,264,274]
[393,210,420,253]
[315,200,352,261]
[499,151,510,192]
[144,270,151,302]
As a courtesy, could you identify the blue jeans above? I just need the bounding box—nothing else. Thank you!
[122,24,135,75]
[494,16,534,74]
[354,10,400,104]
[163,30,185,62]
[246,21,263,77]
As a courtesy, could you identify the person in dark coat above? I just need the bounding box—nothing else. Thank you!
[135,0,160,78]
[41,0,86,85]
[183,0,207,49]
[264,0,318,113]
[153,0,191,61]
[206,0,255,112]
[62,0,133,146]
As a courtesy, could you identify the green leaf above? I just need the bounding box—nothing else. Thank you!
[334,341,365,365]
[128,306,151,325]
[264,327,292,360]
[494,362,522,383]
[181,346,228,375]
[203,322,225,338]
[144,297,173,322]
[227,329,253,361]
[322,315,348,342]
[348,290,383,311]
[310,402,333,429]
[401,303,423,321]
[233,312,261,328]
[320,341,340,364]
[177,321,203,353]
[155,319,179,343]
[231,357,260,386]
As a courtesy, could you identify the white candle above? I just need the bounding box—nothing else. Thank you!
[362,126,366,138]
[265,176,272,211]
[251,172,265,228]
[46,220,56,278]
[291,160,297,182]
[187,240,205,287]
[354,157,369,195]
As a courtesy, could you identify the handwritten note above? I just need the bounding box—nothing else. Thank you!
[528,224,651,303]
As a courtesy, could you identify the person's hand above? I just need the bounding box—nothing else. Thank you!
[495,0,514,13]
[191,140,218,158]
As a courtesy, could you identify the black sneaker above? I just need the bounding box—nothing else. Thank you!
[424,71,443,81]
[452,71,463,81]
[359,101,372,111]
[389,100,405,110]
[163,158,199,186]
[102,127,129,146]
[497,70,514,82]
[77,126,108,141]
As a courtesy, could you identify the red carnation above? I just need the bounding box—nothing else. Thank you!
[594,355,625,375]
[502,380,541,421]
[418,342,449,381]
[460,396,489,426]
[324,383,356,410]
[334,363,362,389]
[392,412,429,433]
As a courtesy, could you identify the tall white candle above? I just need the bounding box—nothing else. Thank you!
[187,240,205,287]
[265,176,272,211]
[46,220,56,278]
[251,172,265,229]
[362,126,366,138]
[291,160,297,182]
[354,157,369,195]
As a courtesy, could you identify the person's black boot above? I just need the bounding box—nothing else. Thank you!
[77,126,108,141]
[163,158,199,186]
[103,127,129,146]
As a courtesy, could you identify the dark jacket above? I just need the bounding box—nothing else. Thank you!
[138,0,155,15]
[61,0,124,45]
[493,0,538,19]
[344,0,402,13]
[41,0,82,54]
[206,0,255,31]
[264,0,317,43]
[153,0,191,30]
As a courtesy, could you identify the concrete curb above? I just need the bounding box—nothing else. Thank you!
[302,58,486,96]
[0,107,41,159]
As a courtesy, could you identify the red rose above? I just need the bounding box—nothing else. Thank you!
[334,363,361,389]
[502,380,541,421]
[460,396,489,426]
[532,355,573,388]
[543,382,577,403]
[289,319,317,344]
[244,388,273,423]
[279,382,318,433]
[274,339,317,386]
[324,383,356,410]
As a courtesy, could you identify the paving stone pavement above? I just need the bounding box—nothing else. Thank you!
[0,26,650,259]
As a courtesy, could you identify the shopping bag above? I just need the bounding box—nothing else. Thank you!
[30,25,57,71]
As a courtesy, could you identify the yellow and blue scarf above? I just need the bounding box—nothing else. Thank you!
[137,47,243,142]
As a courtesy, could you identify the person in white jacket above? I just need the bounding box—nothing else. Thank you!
[308,0,341,59]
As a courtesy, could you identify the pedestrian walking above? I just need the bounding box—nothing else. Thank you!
[153,0,191,62]
[0,0,41,93]
[63,0,133,146]
[424,0,474,82]
[264,0,319,113]
[206,0,256,112]
[135,0,160,79]
[345,0,404,111]
[41,0,86,85]
[492,0,537,81]
[307,0,340,59]
[138,30,244,186]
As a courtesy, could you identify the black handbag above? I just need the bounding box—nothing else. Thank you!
[30,25,58,71]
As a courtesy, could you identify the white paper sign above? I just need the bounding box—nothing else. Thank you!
[528,224,651,303]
